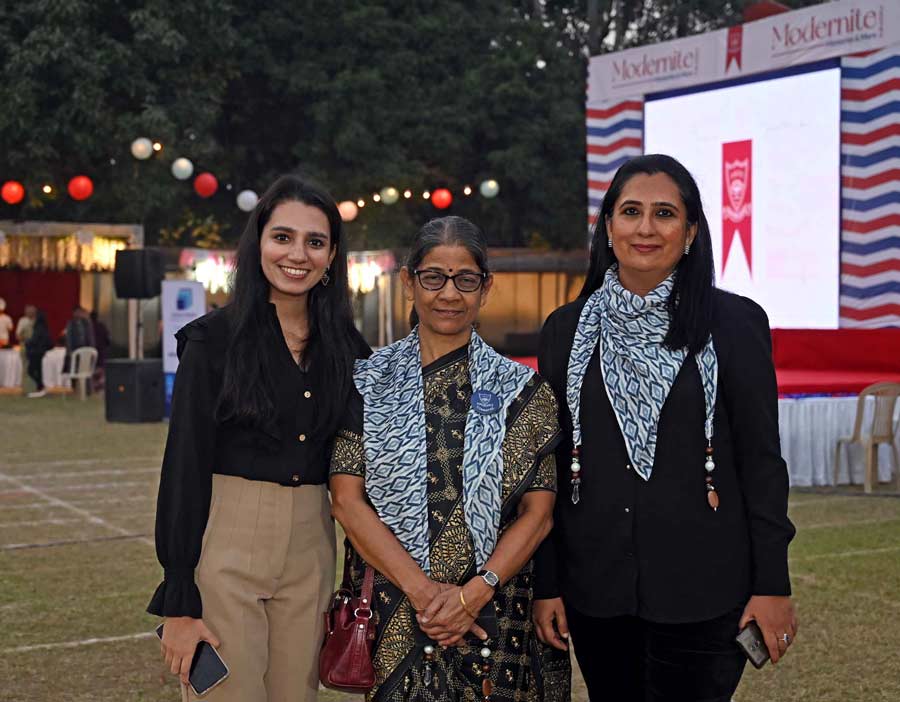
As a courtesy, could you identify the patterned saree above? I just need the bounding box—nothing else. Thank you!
[330,344,572,702]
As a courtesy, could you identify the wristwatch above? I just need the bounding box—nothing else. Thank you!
[478,569,500,590]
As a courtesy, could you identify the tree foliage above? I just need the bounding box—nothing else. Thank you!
[0,0,821,250]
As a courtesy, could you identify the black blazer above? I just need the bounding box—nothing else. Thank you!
[533,288,795,624]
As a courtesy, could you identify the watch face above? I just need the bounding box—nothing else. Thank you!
[481,570,499,587]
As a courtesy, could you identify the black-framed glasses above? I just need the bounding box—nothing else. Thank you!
[413,269,488,293]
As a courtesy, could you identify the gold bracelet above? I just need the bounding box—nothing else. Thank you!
[459,588,477,618]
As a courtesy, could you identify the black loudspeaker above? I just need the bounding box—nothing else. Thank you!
[114,249,163,298]
[105,360,164,423]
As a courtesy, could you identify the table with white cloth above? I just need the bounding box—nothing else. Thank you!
[778,396,900,486]
[0,348,22,388]
[41,347,69,390]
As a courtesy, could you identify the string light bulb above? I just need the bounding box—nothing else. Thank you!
[42,184,53,194]
[423,190,430,199]
[357,199,365,208]
[464,186,472,195]
[403,189,412,199]
[373,193,381,202]
[152,142,163,152]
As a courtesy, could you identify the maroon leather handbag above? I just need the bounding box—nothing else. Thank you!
[319,565,376,693]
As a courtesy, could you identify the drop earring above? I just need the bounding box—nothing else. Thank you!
[684,242,691,255]
[321,267,331,286]
[607,237,613,249]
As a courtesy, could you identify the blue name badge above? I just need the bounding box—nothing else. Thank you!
[472,390,501,414]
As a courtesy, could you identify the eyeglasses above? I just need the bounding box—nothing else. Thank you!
[413,269,488,293]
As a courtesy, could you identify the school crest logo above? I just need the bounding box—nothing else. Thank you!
[722,140,753,274]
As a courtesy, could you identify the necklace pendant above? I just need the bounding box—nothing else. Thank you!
[704,441,718,511]
[570,446,581,505]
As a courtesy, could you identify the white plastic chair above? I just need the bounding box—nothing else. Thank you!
[61,347,98,401]
[834,382,900,493]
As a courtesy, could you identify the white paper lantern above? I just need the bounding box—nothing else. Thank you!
[479,179,500,199]
[338,200,359,222]
[380,186,399,205]
[131,137,153,160]
[171,157,194,180]
[237,189,259,212]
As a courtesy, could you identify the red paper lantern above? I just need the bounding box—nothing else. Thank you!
[431,188,452,209]
[194,172,218,198]
[1,181,25,205]
[67,175,94,201]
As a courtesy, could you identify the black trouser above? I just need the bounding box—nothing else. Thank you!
[566,604,747,702]
[27,355,44,391]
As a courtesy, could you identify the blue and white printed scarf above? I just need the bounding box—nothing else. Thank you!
[566,267,718,480]
[354,328,533,574]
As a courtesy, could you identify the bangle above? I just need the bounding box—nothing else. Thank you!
[459,588,477,618]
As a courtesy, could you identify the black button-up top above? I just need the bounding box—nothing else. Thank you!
[147,304,368,618]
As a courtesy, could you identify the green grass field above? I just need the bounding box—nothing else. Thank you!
[0,394,898,701]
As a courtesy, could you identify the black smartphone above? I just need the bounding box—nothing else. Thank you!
[156,623,230,696]
[735,620,770,670]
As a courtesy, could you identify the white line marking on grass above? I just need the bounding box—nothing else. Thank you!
[793,545,900,562]
[1,533,152,551]
[803,517,900,530]
[0,471,153,547]
[0,517,85,528]
[10,467,159,481]
[0,456,160,469]
[0,480,152,497]
[0,495,152,510]
[2,631,155,654]
[788,496,875,508]
[0,513,155,529]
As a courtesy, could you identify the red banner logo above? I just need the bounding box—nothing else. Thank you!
[726,26,743,73]
[722,140,752,275]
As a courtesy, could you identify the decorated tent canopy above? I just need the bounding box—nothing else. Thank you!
[0,220,142,271]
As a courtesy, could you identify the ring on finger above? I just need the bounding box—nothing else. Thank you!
[780,633,791,645]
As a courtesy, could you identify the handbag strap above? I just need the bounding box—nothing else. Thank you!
[358,566,375,616]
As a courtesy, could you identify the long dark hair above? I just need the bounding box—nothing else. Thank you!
[581,154,715,353]
[216,174,359,439]
[405,216,490,328]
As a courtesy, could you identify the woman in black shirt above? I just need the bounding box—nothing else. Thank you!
[532,155,797,701]
[148,175,369,701]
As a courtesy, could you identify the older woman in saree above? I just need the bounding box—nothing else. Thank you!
[330,216,571,702]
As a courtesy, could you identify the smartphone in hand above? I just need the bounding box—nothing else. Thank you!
[735,620,770,669]
[156,623,229,696]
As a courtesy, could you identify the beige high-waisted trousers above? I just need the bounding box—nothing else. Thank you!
[183,474,336,702]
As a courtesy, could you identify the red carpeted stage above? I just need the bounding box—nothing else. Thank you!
[771,328,900,396]
[512,328,900,397]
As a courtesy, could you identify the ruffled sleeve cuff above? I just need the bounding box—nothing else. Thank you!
[146,567,202,618]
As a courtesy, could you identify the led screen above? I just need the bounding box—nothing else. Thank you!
[644,65,841,328]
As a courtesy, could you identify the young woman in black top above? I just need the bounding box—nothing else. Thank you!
[532,155,797,701]
[148,175,369,701]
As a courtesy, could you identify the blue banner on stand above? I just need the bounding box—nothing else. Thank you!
[164,372,176,418]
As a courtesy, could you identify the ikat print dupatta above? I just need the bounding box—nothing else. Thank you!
[353,328,533,573]
[566,266,718,482]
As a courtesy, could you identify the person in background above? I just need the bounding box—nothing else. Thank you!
[16,304,36,345]
[63,305,95,373]
[25,309,53,398]
[533,154,796,701]
[89,310,111,389]
[16,305,37,393]
[0,298,13,348]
